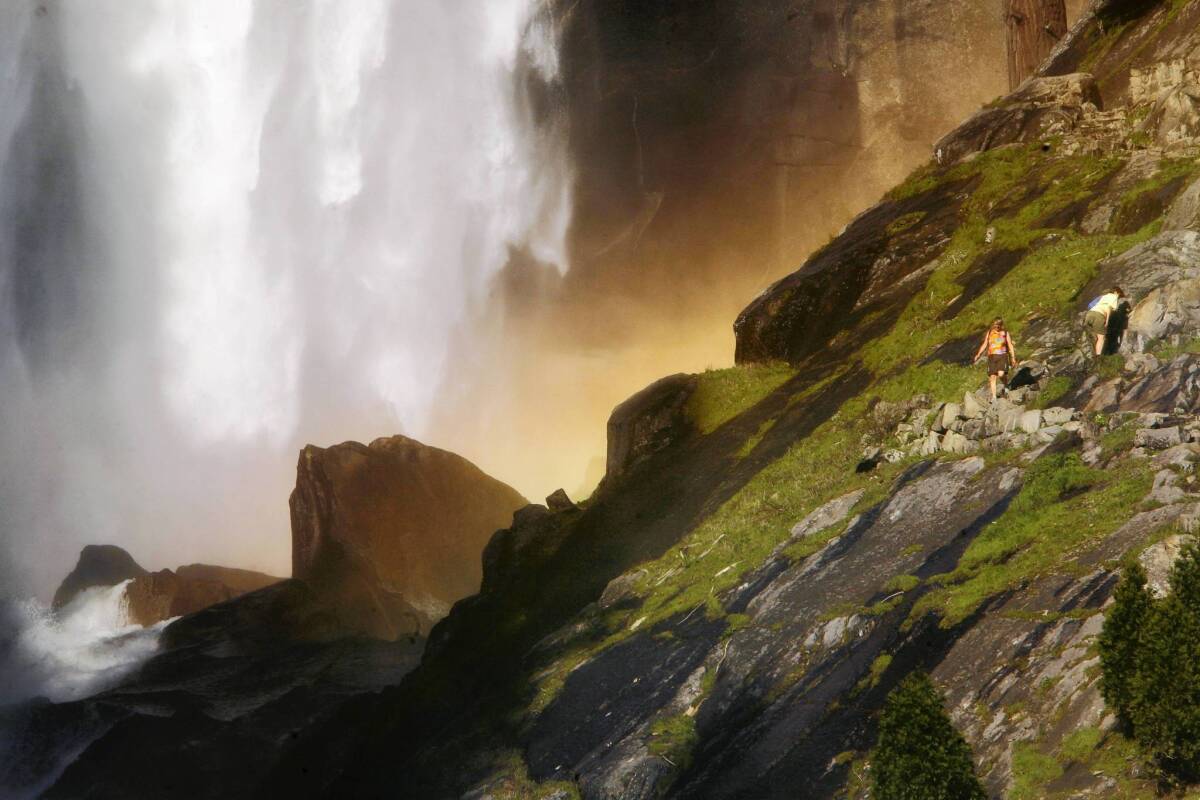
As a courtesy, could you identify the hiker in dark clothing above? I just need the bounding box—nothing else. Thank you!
[973,318,1017,401]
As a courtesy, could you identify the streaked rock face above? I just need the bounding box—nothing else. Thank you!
[289,435,527,639]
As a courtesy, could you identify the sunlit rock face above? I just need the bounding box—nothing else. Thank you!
[289,435,527,639]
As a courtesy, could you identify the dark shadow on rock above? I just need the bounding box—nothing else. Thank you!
[1102,301,1131,355]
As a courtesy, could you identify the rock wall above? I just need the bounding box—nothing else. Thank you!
[289,435,527,639]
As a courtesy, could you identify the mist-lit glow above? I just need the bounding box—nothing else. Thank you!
[0,0,571,596]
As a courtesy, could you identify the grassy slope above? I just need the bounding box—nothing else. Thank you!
[493,141,1200,796]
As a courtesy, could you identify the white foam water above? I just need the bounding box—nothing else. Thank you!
[0,582,168,706]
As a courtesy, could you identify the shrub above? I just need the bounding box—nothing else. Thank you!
[1098,562,1150,723]
[872,672,986,800]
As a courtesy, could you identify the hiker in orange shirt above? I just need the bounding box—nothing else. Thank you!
[973,318,1017,401]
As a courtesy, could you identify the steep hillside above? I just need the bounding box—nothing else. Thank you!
[260,2,1200,799]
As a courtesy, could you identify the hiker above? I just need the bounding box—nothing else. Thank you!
[973,318,1017,400]
[1084,286,1127,356]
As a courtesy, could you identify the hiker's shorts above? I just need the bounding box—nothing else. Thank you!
[988,354,1009,376]
[1084,309,1108,335]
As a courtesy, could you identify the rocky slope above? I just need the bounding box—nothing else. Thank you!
[52,545,281,626]
[18,2,1200,799]
[252,2,1200,798]
[290,435,528,638]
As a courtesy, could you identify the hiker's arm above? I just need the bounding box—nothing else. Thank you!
[1007,333,1017,365]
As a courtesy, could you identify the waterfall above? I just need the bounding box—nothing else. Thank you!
[0,0,571,596]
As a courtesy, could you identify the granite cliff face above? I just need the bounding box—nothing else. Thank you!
[289,435,527,638]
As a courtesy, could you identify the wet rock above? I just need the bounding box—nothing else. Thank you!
[52,545,149,610]
[605,373,698,483]
[290,435,527,639]
[1135,426,1183,450]
[124,566,281,628]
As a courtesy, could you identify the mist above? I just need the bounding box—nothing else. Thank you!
[0,0,571,598]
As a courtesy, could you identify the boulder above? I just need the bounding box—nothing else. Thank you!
[1120,355,1200,413]
[962,391,986,419]
[941,402,963,430]
[289,435,527,639]
[1018,409,1043,434]
[1041,407,1075,426]
[1139,534,1197,598]
[940,430,978,455]
[1135,426,1183,451]
[52,545,148,610]
[605,373,698,483]
[1146,469,1187,507]
[1126,279,1200,346]
[1083,231,1200,304]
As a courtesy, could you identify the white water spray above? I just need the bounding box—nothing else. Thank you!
[0,0,571,595]
[0,582,167,705]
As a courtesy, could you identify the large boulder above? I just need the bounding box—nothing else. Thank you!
[52,545,148,610]
[289,435,527,640]
[605,373,698,484]
[1083,230,1200,302]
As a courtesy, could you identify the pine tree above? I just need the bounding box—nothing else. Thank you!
[1127,542,1200,779]
[1098,561,1151,724]
[872,672,986,800]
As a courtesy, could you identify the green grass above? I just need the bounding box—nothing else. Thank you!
[647,713,699,774]
[1059,726,1105,763]
[1010,742,1063,800]
[912,454,1152,626]
[686,364,796,434]
[474,751,581,800]
[1031,376,1075,409]
[1149,336,1200,361]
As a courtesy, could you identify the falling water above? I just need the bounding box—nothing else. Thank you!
[0,0,571,597]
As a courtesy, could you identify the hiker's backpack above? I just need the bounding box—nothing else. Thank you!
[1087,295,1102,310]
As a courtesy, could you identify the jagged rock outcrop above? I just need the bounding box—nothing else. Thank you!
[52,545,281,626]
[122,566,281,627]
[604,373,698,484]
[289,435,527,639]
[935,72,1102,164]
[52,545,148,610]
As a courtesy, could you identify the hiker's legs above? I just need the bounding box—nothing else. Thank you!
[996,370,1006,398]
[989,373,998,400]
[1095,333,1105,355]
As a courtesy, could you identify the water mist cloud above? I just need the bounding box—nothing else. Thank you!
[0,0,572,597]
